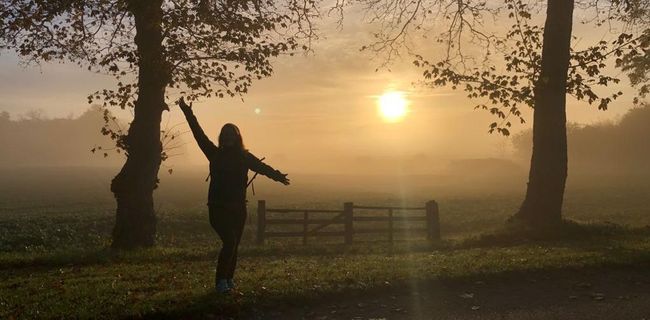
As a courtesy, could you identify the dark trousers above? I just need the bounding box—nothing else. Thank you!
[208,202,247,281]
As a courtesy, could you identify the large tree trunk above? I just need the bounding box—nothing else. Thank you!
[111,0,168,249]
[513,0,574,226]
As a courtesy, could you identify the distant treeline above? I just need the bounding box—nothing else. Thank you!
[0,106,124,167]
[513,105,650,175]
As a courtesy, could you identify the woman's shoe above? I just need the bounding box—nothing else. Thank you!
[216,279,231,294]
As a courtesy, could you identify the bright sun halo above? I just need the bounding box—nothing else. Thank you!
[378,91,408,122]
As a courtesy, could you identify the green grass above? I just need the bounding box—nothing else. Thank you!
[2,180,650,319]
[3,227,650,318]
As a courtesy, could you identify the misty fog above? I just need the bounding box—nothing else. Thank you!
[2,104,648,219]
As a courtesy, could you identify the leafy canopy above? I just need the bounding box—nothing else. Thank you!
[1,0,317,149]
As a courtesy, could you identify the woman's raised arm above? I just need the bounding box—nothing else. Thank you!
[178,98,218,158]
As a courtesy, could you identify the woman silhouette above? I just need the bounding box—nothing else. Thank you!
[178,97,290,294]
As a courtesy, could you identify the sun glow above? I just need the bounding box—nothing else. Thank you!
[378,91,408,122]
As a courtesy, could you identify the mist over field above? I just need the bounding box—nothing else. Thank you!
[2,103,648,183]
[2,104,649,237]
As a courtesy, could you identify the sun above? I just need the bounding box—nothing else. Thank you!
[378,91,408,122]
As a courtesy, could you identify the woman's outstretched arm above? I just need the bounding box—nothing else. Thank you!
[178,98,218,158]
[246,152,290,185]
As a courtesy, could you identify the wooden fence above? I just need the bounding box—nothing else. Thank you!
[256,200,440,245]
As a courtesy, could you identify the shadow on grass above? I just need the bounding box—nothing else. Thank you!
[131,253,650,320]
[136,292,247,320]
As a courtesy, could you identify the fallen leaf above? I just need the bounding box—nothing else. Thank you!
[591,293,605,301]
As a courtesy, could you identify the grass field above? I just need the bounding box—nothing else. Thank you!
[1,168,650,318]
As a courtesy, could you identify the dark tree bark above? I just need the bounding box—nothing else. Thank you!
[513,0,575,226]
[111,0,169,249]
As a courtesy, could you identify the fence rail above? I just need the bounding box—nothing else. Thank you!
[256,200,440,245]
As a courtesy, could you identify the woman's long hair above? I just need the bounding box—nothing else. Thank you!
[218,123,245,151]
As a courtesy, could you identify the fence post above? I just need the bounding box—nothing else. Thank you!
[425,200,440,241]
[344,202,354,245]
[257,200,266,245]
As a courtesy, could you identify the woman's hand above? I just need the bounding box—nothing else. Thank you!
[279,173,290,186]
[177,97,192,113]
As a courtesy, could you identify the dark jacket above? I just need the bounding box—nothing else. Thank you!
[182,108,285,204]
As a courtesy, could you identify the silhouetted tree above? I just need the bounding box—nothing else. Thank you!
[340,0,648,226]
[0,0,316,248]
[512,0,573,224]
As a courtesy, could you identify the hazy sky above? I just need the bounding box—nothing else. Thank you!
[0,7,640,173]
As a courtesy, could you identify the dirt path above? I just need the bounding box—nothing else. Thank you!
[251,266,650,319]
